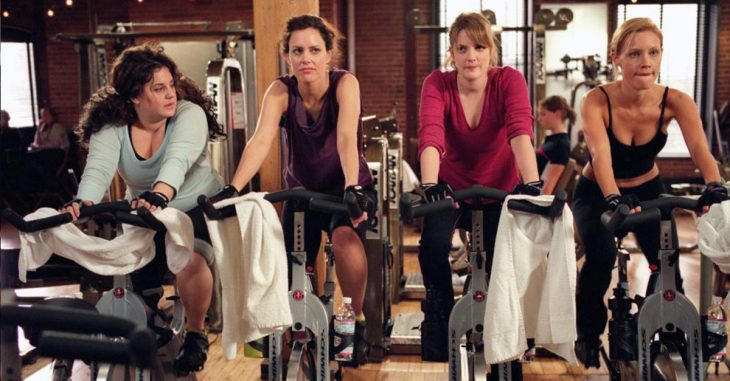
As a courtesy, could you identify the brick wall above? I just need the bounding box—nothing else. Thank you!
[127,0,251,31]
[656,158,701,181]
[354,0,433,164]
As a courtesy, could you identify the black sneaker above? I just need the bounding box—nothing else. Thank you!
[174,331,209,375]
[575,336,601,369]
[420,293,452,362]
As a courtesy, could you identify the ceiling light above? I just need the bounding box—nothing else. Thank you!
[47,9,55,17]
[2,10,9,18]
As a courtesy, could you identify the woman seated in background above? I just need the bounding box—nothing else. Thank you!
[29,107,69,152]
[536,95,574,195]
[22,106,71,197]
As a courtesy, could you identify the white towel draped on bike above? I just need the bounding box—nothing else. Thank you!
[697,200,730,272]
[483,194,577,365]
[18,207,194,282]
[205,193,292,360]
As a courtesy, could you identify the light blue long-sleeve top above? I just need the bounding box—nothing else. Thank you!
[77,100,223,212]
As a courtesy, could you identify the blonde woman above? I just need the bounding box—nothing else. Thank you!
[573,17,726,367]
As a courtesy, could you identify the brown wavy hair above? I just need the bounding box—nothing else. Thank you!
[76,42,222,146]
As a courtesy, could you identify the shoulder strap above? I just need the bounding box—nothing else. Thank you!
[598,86,612,130]
[658,86,670,131]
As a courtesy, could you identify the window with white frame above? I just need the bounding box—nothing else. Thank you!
[1,42,38,128]
[617,3,698,158]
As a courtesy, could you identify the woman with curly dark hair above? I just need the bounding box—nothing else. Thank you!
[65,42,223,375]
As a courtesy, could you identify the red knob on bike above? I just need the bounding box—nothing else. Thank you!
[663,290,676,301]
[473,291,485,302]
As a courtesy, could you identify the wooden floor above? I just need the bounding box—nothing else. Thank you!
[7,212,730,380]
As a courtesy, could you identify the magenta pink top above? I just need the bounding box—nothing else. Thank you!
[418,66,534,192]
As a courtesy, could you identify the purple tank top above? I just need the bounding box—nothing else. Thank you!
[278,70,373,193]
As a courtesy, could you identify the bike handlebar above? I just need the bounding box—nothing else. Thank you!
[600,195,696,235]
[1,303,155,367]
[198,187,362,220]
[1,201,166,233]
[400,185,567,222]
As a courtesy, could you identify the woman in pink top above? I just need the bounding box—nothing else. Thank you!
[416,12,541,362]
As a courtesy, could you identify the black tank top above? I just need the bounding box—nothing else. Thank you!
[597,86,669,179]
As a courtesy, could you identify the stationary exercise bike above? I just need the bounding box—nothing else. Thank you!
[600,196,721,381]
[401,185,568,381]
[199,188,363,381]
[1,202,193,381]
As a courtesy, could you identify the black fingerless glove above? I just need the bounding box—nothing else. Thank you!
[344,185,374,218]
[697,181,728,213]
[138,191,169,208]
[209,184,240,204]
[511,180,544,196]
[421,183,455,203]
[604,193,640,212]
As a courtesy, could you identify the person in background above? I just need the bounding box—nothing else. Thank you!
[29,107,69,152]
[536,95,574,195]
[22,107,70,196]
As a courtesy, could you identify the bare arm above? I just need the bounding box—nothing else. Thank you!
[335,73,362,189]
[581,89,619,197]
[229,81,288,192]
[510,135,540,183]
[672,90,722,184]
[419,147,440,184]
[542,163,566,195]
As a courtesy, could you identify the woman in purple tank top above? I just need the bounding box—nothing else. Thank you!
[211,14,374,366]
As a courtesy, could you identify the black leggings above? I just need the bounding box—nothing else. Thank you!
[418,202,502,302]
[573,175,679,338]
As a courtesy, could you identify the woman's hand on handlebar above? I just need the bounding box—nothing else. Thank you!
[132,191,169,212]
[421,182,459,209]
[344,185,373,228]
[208,184,240,204]
[61,199,94,221]
[605,193,641,214]
[697,181,728,215]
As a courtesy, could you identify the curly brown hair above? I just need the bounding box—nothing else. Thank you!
[76,43,222,146]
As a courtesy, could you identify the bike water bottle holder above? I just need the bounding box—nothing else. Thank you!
[609,314,638,361]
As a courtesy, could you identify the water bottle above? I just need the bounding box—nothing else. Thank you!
[334,297,356,362]
[707,296,728,363]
